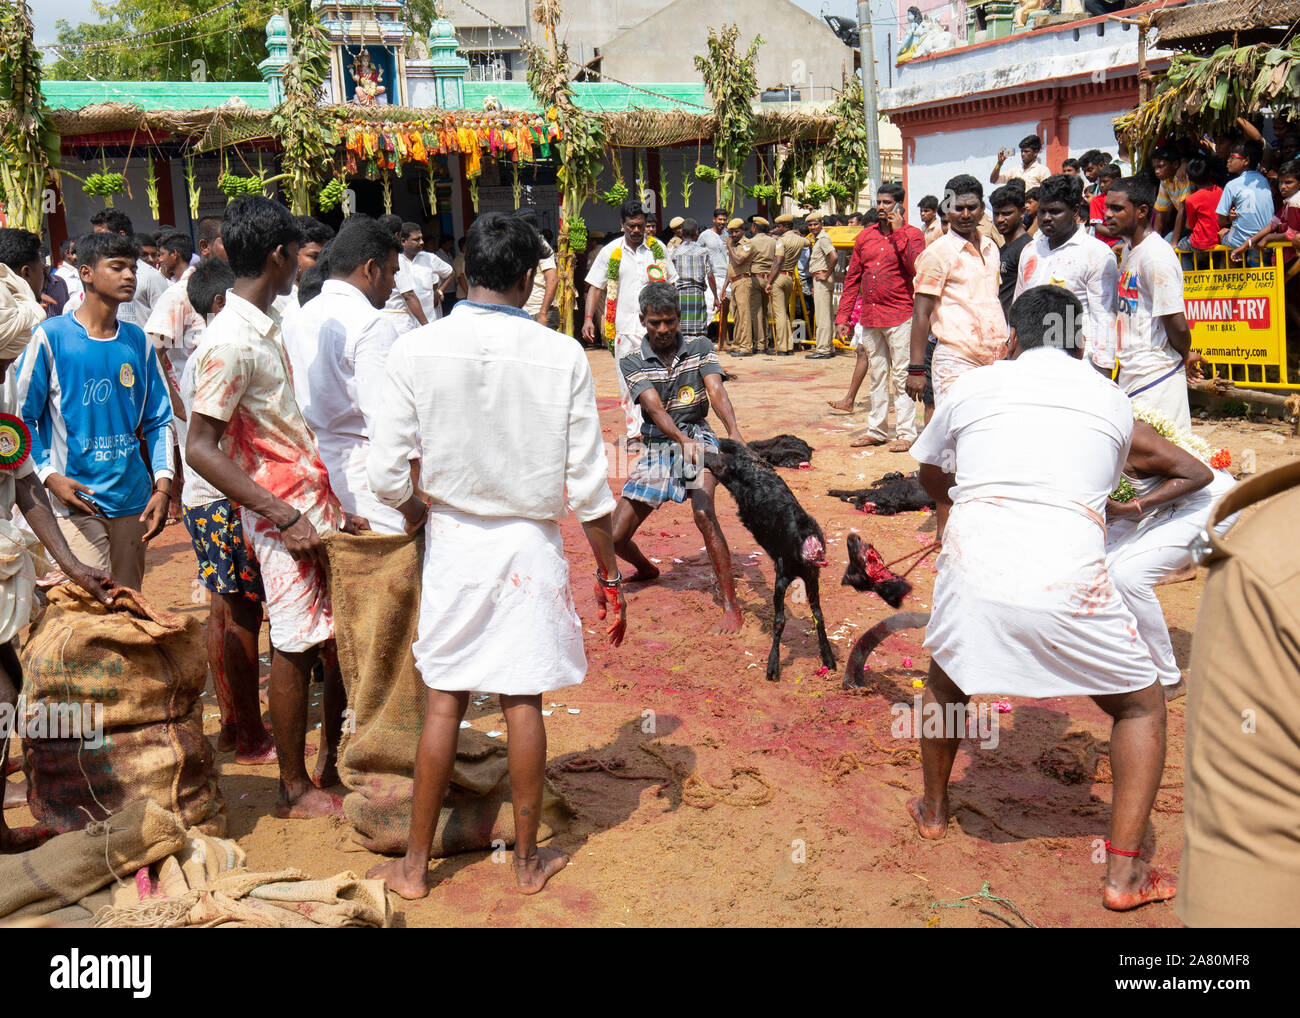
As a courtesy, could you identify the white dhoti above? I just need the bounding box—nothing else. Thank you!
[0,519,38,645]
[1105,470,1237,687]
[413,510,588,695]
[613,331,645,439]
[926,498,1158,697]
[930,343,990,406]
[1124,361,1192,434]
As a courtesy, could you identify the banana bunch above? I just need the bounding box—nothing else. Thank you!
[693,164,719,182]
[317,177,345,212]
[597,180,628,208]
[568,216,588,254]
[83,172,126,204]
[218,172,264,198]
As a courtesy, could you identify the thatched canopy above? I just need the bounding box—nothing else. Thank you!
[1152,0,1300,55]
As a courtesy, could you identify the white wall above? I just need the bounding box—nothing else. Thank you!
[1068,110,1125,163]
[908,120,1036,215]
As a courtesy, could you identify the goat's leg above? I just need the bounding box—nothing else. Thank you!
[805,571,837,672]
[767,573,790,682]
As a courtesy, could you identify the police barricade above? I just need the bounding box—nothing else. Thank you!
[1183,243,1295,389]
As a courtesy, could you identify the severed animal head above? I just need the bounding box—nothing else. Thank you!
[841,533,912,608]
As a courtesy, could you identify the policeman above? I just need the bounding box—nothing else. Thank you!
[765,213,804,355]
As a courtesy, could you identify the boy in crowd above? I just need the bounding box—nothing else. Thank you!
[136,233,159,270]
[991,184,1030,320]
[1151,145,1190,238]
[991,134,1050,189]
[155,230,194,284]
[1088,162,1124,247]
[1219,140,1276,265]
[89,209,169,327]
[54,239,82,306]
[1232,158,1300,262]
[15,232,174,591]
[178,258,276,762]
[611,282,745,634]
[1179,158,1227,259]
[187,198,362,819]
[918,195,943,246]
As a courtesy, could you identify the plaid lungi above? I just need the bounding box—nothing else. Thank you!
[621,421,719,507]
[677,286,708,336]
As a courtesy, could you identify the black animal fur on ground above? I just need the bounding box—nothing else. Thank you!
[828,471,935,515]
[748,434,814,468]
[703,438,837,681]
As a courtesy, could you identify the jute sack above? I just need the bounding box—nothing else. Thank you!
[20,585,225,834]
[0,798,188,920]
[325,531,572,856]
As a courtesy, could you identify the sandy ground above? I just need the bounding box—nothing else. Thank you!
[6,347,1297,928]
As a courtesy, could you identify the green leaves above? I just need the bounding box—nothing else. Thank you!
[694,24,764,215]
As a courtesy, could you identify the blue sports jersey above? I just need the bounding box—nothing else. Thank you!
[16,309,175,518]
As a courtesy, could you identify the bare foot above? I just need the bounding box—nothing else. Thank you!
[3,776,27,810]
[827,399,857,414]
[625,565,660,584]
[514,845,569,894]
[1103,863,1177,911]
[367,857,430,900]
[711,605,743,634]
[888,439,914,453]
[851,435,887,448]
[908,797,948,840]
[1163,679,1187,703]
[274,783,343,819]
[216,723,238,753]
[0,822,55,853]
[235,733,278,765]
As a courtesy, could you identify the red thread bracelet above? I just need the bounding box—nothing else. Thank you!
[1105,840,1141,858]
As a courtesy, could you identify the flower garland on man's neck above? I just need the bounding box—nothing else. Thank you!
[604,236,668,351]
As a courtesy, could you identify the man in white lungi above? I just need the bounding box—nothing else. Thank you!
[581,198,677,441]
[0,259,115,852]
[911,284,1174,913]
[1106,422,1237,701]
[1105,176,1202,432]
[366,212,626,899]
[282,218,406,535]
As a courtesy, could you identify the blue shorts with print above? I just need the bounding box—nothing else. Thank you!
[182,498,266,602]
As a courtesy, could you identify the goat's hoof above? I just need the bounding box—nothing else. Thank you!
[841,674,867,690]
[766,670,781,682]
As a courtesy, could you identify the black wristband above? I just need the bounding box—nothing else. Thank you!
[907,364,927,375]
[276,508,302,532]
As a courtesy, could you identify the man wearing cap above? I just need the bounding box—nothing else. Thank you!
[764,214,805,356]
[666,216,686,252]
[748,217,776,353]
[724,218,756,356]
[805,213,838,359]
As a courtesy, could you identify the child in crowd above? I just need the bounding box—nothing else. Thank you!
[1232,159,1300,264]
[1089,163,1123,248]
[1179,158,1227,264]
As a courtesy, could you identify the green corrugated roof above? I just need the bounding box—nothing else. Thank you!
[41,80,276,111]
[463,81,709,113]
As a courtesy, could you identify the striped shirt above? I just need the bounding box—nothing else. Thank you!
[620,335,723,440]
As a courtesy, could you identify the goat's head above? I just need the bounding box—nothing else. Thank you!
[841,533,912,608]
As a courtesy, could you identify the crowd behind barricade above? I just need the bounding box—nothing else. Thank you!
[0,113,1296,922]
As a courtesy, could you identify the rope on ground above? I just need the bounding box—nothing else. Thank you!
[931,880,1039,929]
[546,753,673,794]
[822,734,920,785]
[638,741,775,809]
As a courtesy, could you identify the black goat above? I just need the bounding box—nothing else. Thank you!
[703,438,837,681]
[748,434,814,468]
[828,471,935,515]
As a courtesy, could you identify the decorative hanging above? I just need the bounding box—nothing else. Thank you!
[144,155,160,221]
[511,160,522,210]
[82,150,126,207]
[184,154,201,219]
[426,168,438,216]
[381,168,392,213]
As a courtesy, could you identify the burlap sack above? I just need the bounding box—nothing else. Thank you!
[0,798,188,920]
[325,531,572,856]
[20,585,225,834]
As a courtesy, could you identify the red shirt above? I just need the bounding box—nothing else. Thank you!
[1184,185,1224,250]
[1088,193,1121,248]
[835,223,925,329]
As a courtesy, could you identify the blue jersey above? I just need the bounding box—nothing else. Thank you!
[16,309,175,517]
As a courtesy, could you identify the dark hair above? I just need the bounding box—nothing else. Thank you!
[0,228,42,274]
[186,257,235,316]
[1024,186,1041,202]
[1019,134,1042,152]
[638,280,679,318]
[135,231,157,249]
[1228,140,1264,169]
[295,216,335,247]
[221,197,302,278]
[1079,149,1103,167]
[713,206,727,217]
[156,229,195,263]
[680,217,700,239]
[1010,284,1084,355]
[1152,145,1181,165]
[76,230,139,268]
[464,212,546,292]
[1037,173,1082,210]
[990,184,1026,211]
[327,218,400,277]
[198,216,223,249]
[1185,158,1212,187]
[918,194,939,211]
[1098,162,1123,182]
[1109,175,1157,210]
[619,198,645,223]
[1061,158,1080,171]
[943,174,984,207]
[400,221,422,239]
[90,208,134,236]
[1277,159,1300,180]
[877,181,905,204]
[377,213,403,236]
[60,238,76,258]
[297,261,329,306]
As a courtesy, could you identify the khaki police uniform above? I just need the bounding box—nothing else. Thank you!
[807,226,836,355]
[725,219,756,354]
[770,219,803,354]
[747,219,776,352]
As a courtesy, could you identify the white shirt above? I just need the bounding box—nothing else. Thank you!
[1116,233,1184,385]
[282,279,403,534]
[1013,228,1118,370]
[524,247,557,317]
[367,301,615,524]
[401,251,454,323]
[176,325,227,509]
[996,159,1051,189]
[382,266,421,326]
[143,266,202,391]
[699,228,728,279]
[584,237,678,337]
[119,259,169,328]
[54,264,83,310]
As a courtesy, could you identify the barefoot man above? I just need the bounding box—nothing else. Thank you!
[365,212,626,897]
[910,284,1175,912]
[187,198,368,820]
[610,281,746,633]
